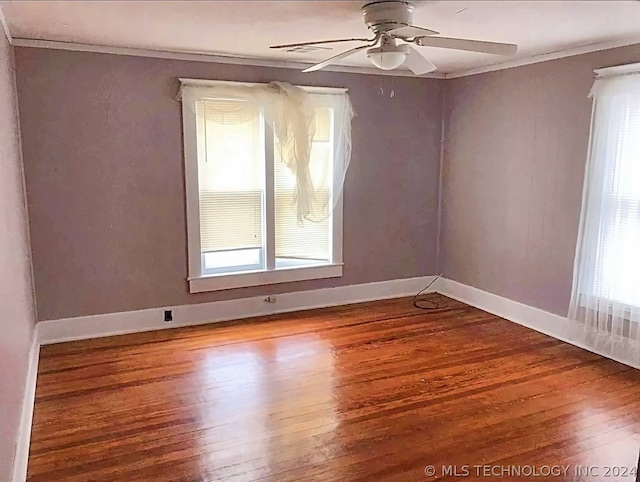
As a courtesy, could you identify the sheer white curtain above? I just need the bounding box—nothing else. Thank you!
[568,71,640,368]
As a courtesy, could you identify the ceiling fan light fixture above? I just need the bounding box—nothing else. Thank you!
[367,43,409,70]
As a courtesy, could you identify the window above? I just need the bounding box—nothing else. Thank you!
[180,80,352,293]
[570,65,640,312]
[591,90,640,308]
[569,66,640,363]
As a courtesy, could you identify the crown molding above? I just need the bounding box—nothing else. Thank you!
[445,34,640,79]
[0,5,12,45]
[12,34,640,80]
[11,38,447,79]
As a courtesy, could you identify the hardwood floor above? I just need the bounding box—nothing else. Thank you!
[28,295,640,481]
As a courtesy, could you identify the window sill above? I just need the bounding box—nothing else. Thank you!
[188,263,343,293]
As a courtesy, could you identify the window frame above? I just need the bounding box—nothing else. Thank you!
[180,79,346,294]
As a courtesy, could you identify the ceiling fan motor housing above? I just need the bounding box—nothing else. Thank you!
[362,1,415,33]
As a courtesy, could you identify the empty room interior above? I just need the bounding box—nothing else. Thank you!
[2,0,640,480]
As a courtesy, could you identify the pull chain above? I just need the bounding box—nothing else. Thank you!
[378,76,396,98]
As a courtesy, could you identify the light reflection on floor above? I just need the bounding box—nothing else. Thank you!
[193,335,338,479]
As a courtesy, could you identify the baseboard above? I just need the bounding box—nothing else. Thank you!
[13,327,39,482]
[435,278,640,370]
[38,276,436,345]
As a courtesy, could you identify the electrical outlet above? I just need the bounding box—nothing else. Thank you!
[164,310,173,322]
[264,295,277,304]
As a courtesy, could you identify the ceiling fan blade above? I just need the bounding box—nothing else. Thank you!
[388,25,439,38]
[404,45,437,75]
[302,44,371,73]
[416,36,518,56]
[270,37,372,49]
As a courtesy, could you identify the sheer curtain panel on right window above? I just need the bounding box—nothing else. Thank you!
[569,63,640,368]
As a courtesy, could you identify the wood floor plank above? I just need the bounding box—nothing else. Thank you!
[27,295,640,481]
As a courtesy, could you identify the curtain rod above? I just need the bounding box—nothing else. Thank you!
[594,62,640,79]
[178,78,348,94]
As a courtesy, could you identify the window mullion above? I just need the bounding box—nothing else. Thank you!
[263,107,276,271]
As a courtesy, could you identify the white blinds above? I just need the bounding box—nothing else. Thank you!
[196,99,264,253]
[568,72,640,366]
[275,106,332,261]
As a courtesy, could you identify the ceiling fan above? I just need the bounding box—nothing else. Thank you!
[270,0,518,75]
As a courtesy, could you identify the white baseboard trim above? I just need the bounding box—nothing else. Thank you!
[435,278,640,371]
[13,327,39,482]
[38,276,436,345]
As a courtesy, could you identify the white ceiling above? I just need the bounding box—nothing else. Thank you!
[2,1,640,75]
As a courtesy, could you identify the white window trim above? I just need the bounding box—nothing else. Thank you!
[181,79,346,293]
[189,263,344,293]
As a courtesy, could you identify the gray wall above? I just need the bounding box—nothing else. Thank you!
[0,33,36,481]
[15,47,444,321]
[441,44,640,316]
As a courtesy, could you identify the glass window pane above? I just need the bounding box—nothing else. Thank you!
[204,248,262,273]
[196,99,266,274]
[274,106,333,266]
